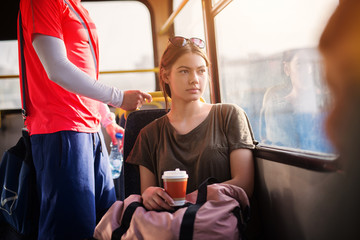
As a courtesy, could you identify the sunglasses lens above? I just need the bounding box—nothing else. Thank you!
[169,36,205,49]
[170,37,187,47]
[190,38,205,49]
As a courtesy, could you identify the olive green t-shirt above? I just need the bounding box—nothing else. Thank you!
[126,103,256,193]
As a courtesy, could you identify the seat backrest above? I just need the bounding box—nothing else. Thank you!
[117,91,205,121]
[122,109,168,198]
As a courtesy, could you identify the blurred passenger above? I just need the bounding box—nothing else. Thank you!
[318,0,360,238]
[18,0,151,239]
[319,0,360,161]
[127,36,256,211]
[260,48,332,152]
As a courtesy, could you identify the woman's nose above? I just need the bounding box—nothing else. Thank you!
[189,72,200,84]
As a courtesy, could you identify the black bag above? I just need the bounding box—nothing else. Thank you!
[0,129,39,239]
[0,11,39,239]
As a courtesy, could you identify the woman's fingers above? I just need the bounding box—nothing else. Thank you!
[157,189,175,207]
[153,189,174,210]
[142,187,174,211]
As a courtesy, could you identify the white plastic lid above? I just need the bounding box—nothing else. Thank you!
[162,168,188,179]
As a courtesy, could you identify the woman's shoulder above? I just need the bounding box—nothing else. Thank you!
[212,103,246,114]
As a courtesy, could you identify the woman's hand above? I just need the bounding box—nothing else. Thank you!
[141,186,175,211]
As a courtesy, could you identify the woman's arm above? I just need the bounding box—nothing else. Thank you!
[223,148,254,197]
[139,166,174,210]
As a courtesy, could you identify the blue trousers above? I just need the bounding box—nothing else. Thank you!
[31,131,116,240]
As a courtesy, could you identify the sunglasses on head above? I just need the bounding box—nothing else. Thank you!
[169,36,205,49]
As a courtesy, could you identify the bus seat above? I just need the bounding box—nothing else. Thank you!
[119,113,126,128]
[122,108,168,199]
[120,91,205,121]
[114,91,167,128]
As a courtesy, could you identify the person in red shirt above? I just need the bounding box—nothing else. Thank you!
[18,0,152,238]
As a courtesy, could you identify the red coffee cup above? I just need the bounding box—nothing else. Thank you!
[162,168,188,206]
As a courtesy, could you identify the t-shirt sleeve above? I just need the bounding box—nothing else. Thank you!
[126,125,156,174]
[28,0,64,40]
[224,104,256,151]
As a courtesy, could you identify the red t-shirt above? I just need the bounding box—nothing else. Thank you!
[19,0,101,134]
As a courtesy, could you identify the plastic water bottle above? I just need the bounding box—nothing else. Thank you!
[109,132,123,179]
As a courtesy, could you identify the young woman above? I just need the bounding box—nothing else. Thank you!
[127,37,256,211]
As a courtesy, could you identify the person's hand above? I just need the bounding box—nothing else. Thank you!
[142,186,175,211]
[105,122,124,148]
[121,90,152,111]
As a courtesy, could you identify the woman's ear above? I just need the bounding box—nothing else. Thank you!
[164,75,170,84]
[161,68,170,84]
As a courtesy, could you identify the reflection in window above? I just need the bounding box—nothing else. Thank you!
[214,0,338,154]
[260,48,332,152]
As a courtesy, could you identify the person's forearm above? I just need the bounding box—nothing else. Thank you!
[223,177,253,197]
[32,34,124,107]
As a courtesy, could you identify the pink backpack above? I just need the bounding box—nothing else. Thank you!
[94,179,250,240]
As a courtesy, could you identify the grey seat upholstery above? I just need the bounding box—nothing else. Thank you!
[120,109,168,199]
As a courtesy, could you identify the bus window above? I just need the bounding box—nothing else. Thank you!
[214,0,338,155]
[173,0,210,103]
[0,1,156,111]
[82,1,155,92]
[0,40,20,110]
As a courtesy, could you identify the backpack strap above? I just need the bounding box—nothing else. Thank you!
[232,205,250,240]
[18,11,28,123]
[179,177,218,240]
[111,201,143,240]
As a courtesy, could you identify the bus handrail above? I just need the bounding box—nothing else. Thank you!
[211,0,233,17]
[0,67,159,79]
[159,0,189,35]
[99,67,159,74]
[0,75,18,79]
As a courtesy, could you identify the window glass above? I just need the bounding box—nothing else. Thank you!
[0,1,155,111]
[83,1,155,91]
[0,40,19,110]
[214,0,338,154]
[173,0,210,103]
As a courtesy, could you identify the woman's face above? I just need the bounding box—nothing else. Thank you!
[166,52,208,103]
[286,51,315,89]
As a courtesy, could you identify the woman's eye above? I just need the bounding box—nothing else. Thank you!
[180,70,188,74]
[198,69,206,74]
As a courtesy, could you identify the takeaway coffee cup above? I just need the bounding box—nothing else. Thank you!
[162,168,188,206]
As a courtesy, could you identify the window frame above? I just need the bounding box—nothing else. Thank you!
[201,0,340,171]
